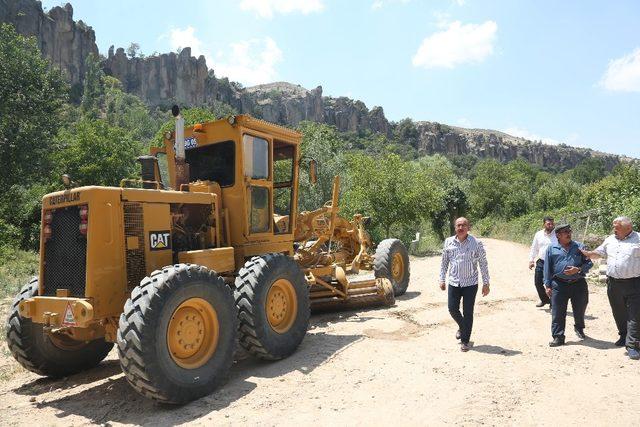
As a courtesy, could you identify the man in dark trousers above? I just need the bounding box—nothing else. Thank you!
[529,216,557,308]
[581,216,640,360]
[439,217,490,352]
[543,223,593,347]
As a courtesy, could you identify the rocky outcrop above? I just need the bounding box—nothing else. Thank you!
[0,0,98,84]
[103,46,211,106]
[1,0,629,170]
[415,122,622,171]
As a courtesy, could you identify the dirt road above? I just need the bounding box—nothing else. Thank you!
[0,238,637,426]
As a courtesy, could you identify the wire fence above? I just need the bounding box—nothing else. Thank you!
[555,207,610,249]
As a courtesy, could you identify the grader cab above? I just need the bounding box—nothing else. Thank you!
[6,109,410,404]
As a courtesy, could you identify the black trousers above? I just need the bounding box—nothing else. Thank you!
[551,278,588,338]
[448,284,478,344]
[607,276,640,350]
[535,260,551,304]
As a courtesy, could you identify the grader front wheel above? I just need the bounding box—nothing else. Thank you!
[6,278,113,378]
[117,264,237,404]
[234,254,310,360]
[374,238,410,296]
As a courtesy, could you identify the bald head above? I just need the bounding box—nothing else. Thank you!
[454,217,470,240]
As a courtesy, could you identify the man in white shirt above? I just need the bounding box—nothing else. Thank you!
[529,216,557,308]
[581,216,640,360]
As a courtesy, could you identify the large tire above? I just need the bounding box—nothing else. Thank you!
[117,264,237,404]
[374,238,410,296]
[234,254,310,360]
[5,278,113,377]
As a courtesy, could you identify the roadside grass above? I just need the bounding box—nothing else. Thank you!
[412,232,443,256]
[0,246,38,301]
[0,246,38,354]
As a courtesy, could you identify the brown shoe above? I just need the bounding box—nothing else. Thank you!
[456,329,461,340]
[460,342,470,352]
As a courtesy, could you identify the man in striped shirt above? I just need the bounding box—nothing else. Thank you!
[581,216,640,360]
[439,217,490,352]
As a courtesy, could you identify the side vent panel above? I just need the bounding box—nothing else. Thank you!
[124,202,146,290]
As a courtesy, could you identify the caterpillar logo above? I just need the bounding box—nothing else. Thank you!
[49,192,80,206]
[149,231,171,251]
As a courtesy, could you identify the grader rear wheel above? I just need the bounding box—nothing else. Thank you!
[374,238,410,296]
[234,254,310,360]
[6,278,113,378]
[117,264,237,404]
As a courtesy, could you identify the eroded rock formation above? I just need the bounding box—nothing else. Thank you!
[0,0,628,170]
[0,0,97,84]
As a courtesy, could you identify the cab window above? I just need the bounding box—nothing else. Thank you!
[273,142,295,234]
[243,134,269,179]
[186,140,235,187]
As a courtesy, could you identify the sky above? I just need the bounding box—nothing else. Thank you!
[41,0,640,157]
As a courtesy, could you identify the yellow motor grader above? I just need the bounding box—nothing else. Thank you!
[6,108,410,404]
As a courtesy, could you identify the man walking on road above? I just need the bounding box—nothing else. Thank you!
[439,217,490,352]
[543,224,593,347]
[529,216,557,308]
[581,216,640,360]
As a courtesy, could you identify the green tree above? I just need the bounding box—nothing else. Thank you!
[54,118,143,186]
[80,53,105,117]
[418,155,469,239]
[297,121,349,211]
[570,157,607,185]
[127,42,141,58]
[0,23,67,190]
[533,175,581,211]
[103,76,165,147]
[580,163,640,231]
[392,118,421,149]
[344,153,441,241]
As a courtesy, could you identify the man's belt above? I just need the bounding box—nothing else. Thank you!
[555,277,584,284]
[608,276,640,282]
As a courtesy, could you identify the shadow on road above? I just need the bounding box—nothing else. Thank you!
[472,344,522,356]
[11,313,366,425]
[565,336,617,350]
[397,291,421,301]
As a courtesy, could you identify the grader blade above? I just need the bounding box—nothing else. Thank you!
[309,274,395,312]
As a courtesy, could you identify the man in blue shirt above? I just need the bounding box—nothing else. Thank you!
[543,223,593,347]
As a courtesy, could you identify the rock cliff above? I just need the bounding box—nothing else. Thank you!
[0,0,627,170]
[0,0,97,84]
[415,122,622,170]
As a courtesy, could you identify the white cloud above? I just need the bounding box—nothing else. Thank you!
[167,26,214,66]
[165,27,283,86]
[240,0,324,18]
[600,48,640,92]
[371,0,411,11]
[215,38,283,86]
[503,126,561,145]
[412,20,497,69]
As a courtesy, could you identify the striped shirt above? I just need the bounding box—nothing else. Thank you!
[439,234,490,287]
[594,231,640,279]
[529,229,557,262]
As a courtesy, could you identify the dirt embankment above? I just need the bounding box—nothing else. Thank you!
[0,238,637,426]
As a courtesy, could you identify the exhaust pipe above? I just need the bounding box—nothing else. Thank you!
[172,105,190,189]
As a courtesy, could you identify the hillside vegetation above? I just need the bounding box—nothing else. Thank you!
[1,24,639,298]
